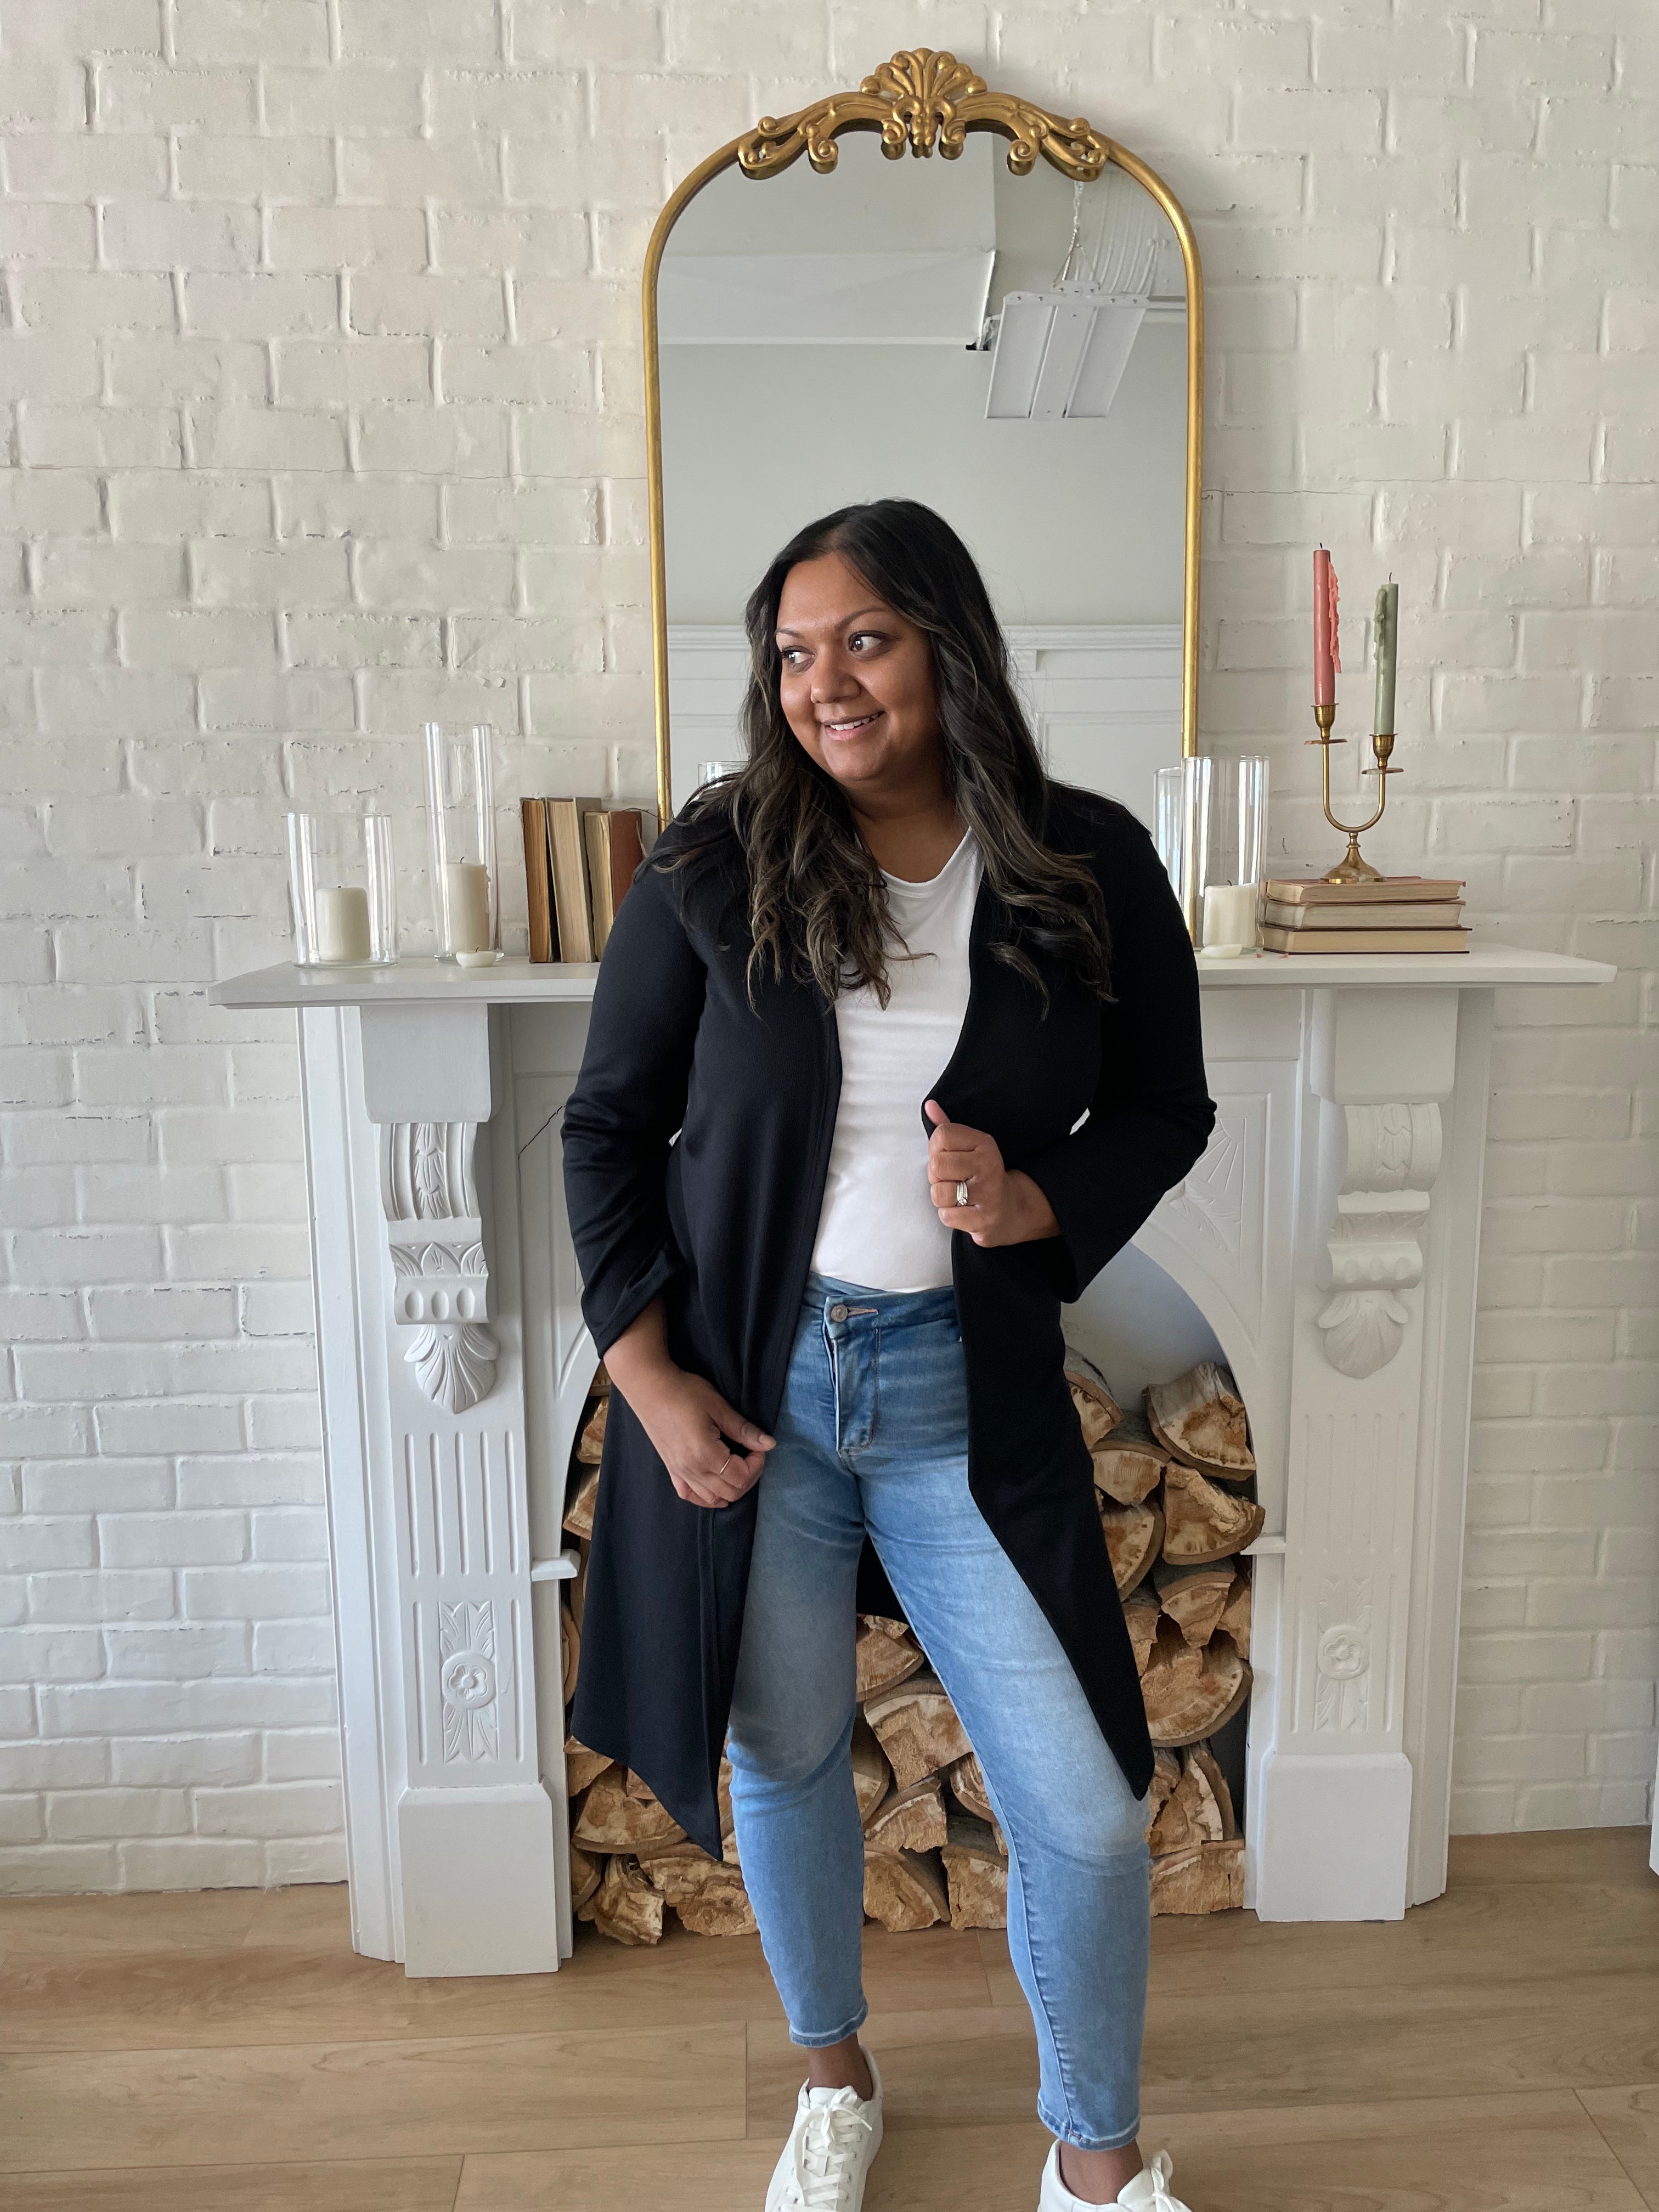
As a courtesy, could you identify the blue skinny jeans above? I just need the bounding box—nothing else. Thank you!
[725,1268,1150,2152]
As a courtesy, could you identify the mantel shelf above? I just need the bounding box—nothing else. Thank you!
[210,939,1614,1011]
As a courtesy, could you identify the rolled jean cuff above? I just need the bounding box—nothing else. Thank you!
[787,2000,869,2050]
[1041,2103,1143,2154]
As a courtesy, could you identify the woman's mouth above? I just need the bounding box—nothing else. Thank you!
[820,712,882,738]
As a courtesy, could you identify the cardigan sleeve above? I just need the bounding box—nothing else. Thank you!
[1013,814,1216,1305]
[560,850,708,1361]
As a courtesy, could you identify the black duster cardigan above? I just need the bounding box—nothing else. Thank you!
[560,779,1215,1857]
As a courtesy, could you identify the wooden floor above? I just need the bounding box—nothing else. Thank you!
[1,1829,1656,2210]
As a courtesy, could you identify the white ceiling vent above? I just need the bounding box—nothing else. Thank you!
[984,174,1176,420]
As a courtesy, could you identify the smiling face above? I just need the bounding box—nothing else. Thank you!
[774,550,944,805]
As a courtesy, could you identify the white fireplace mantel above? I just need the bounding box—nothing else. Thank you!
[212,940,1612,1973]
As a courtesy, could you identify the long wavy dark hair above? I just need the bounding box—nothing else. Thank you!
[653,499,1114,1014]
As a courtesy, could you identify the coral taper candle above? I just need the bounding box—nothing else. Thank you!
[1373,579,1398,736]
[1313,548,1341,707]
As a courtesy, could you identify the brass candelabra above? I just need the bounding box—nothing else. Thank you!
[1309,702,1401,884]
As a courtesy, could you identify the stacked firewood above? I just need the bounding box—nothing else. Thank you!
[557,1351,1258,1943]
[1072,1350,1258,1915]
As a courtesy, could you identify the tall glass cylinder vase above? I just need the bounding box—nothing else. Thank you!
[1154,756,1210,944]
[287,812,397,967]
[424,723,499,966]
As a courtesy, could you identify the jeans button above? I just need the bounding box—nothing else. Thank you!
[827,1302,848,1322]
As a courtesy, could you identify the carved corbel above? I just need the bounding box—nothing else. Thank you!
[380,1121,498,1413]
[1316,1102,1442,1380]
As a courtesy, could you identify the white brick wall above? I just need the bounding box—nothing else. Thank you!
[1,1,1653,1887]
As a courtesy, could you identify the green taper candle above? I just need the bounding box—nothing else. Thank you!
[1373,579,1398,736]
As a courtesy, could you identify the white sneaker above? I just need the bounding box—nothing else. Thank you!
[764,2046,884,2211]
[1039,2141,1194,2210]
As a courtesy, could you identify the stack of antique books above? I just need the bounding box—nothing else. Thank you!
[521,797,659,962]
[1259,876,1468,955]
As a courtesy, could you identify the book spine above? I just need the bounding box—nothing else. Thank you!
[1262,903,1465,932]
[521,797,552,964]
[1263,881,1463,907]
[1260,926,1470,954]
[610,809,648,916]
[584,808,613,956]
[543,803,561,960]
[548,799,596,963]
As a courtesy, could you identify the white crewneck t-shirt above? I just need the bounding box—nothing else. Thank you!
[809,828,984,1291]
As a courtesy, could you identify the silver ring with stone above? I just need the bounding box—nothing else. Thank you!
[955,1180,970,1208]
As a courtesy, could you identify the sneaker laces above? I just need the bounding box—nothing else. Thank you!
[1118,2149,1188,2212]
[786,2088,875,2210]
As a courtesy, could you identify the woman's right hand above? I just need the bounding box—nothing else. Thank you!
[602,1300,775,1509]
[634,1367,775,1508]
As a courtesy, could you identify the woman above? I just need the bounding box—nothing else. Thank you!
[561,499,1215,2211]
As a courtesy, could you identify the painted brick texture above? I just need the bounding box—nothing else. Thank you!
[1,2,1654,1886]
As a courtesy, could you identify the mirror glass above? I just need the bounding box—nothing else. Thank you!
[655,131,1191,826]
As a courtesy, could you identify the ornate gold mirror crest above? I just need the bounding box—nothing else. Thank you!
[736,49,1111,181]
[642,51,1206,831]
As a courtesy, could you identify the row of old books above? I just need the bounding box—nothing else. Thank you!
[521,797,659,963]
[1259,875,1468,955]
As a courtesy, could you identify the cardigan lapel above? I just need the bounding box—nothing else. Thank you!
[915,866,1001,1137]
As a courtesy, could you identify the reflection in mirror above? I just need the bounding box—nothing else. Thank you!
[656,132,1190,825]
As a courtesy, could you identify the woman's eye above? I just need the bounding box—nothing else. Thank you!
[779,647,807,668]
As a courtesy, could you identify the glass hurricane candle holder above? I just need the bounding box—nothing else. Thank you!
[1198,754,1270,956]
[287,812,397,968]
[424,722,500,966]
[1155,754,1270,953]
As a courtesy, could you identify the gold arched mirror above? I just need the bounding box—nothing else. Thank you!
[642,50,1203,835]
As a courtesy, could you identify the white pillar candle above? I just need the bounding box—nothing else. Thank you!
[1202,882,1259,956]
[444,861,493,957]
[314,884,372,963]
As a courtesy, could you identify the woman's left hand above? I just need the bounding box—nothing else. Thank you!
[924,1099,1061,1249]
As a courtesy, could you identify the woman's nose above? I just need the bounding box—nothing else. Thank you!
[811,650,861,702]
